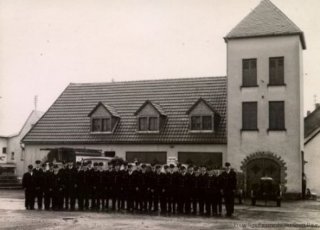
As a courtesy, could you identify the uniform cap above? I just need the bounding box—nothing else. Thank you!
[180,165,186,170]
[35,160,41,164]
[141,164,146,168]
[76,161,81,166]
[155,165,161,169]
[53,164,59,169]
[169,164,175,168]
[225,162,231,167]
[164,165,169,169]
[93,162,99,166]
[41,163,46,167]
[98,162,103,166]
[49,162,54,167]
[28,165,33,169]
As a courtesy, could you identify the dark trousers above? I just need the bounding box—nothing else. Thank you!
[34,188,43,209]
[112,188,121,210]
[177,189,187,214]
[52,190,63,210]
[153,190,160,211]
[91,187,100,209]
[167,189,176,213]
[191,190,198,214]
[160,189,167,213]
[224,190,235,216]
[78,188,84,210]
[205,191,219,215]
[24,188,34,210]
[44,190,53,210]
[147,189,154,211]
[198,189,205,214]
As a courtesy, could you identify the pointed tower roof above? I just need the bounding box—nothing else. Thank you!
[225,0,306,49]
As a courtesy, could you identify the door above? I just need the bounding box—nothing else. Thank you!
[246,158,281,194]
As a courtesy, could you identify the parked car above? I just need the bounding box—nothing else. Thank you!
[251,176,282,207]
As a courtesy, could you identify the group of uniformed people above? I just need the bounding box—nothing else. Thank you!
[22,159,237,217]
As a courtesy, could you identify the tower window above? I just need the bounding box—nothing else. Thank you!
[269,57,284,85]
[269,101,285,130]
[242,102,258,130]
[242,59,257,87]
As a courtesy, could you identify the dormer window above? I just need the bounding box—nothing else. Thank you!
[186,98,220,133]
[190,115,213,131]
[88,102,120,134]
[138,116,159,131]
[134,100,166,133]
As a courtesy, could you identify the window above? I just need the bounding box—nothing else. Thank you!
[11,152,14,160]
[138,116,159,131]
[269,57,284,85]
[202,116,213,130]
[149,117,158,131]
[242,102,258,130]
[191,116,201,130]
[242,59,257,87]
[269,101,285,130]
[91,117,112,132]
[190,115,213,131]
[101,118,111,132]
[2,147,6,154]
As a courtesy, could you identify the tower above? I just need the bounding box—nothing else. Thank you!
[225,0,306,195]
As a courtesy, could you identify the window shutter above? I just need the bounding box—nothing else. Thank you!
[243,59,257,87]
[269,101,285,130]
[242,102,257,130]
[269,57,284,85]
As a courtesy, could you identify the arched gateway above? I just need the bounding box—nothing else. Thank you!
[240,152,287,195]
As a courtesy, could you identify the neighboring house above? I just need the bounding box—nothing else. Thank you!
[0,110,43,178]
[304,105,320,196]
[22,0,306,196]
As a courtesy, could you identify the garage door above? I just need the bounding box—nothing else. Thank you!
[126,151,167,164]
[178,152,222,168]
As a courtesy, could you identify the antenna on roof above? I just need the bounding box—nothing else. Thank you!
[34,95,38,111]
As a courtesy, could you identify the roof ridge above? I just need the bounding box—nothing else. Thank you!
[70,76,226,86]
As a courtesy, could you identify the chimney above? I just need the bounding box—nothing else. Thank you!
[307,111,311,116]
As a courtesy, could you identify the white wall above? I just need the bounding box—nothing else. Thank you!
[0,137,8,163]
[23,143,227,172]
[227,35,304,193]
[305,133,320,195]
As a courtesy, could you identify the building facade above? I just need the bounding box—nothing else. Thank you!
[0,110,43,178]
[22,0,306,196]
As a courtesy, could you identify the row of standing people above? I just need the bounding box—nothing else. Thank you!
[22,160,237,217]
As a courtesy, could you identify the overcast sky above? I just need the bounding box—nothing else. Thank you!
[0,0,319,136]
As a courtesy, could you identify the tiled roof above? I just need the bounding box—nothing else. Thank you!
[23,76,227,145]
[305,106,320,139]
[225,0,306,49]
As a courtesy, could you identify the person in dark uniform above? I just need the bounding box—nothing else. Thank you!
[33,160,44,210]
[77,162,85,211]
[104,162,114,210]
[153,165,163,213]
[159,165,168,214]
[22,164,35,210]
[137,164,148,211]
[111,162,122,211]
[221,162,237,217]
[205,167,220,216]
[65,161,78,210]
[198,165,208,215]
[44,162,54,210]
[83,162,91,210]
[91,162,101,210]
[119,161,128,210]
[185,165,195,214]
[216,170,223,216]
[52,165,64,210]
[167,164,178,214]
[59,161,68,209]
[146,165,154,212]
[125,164,136,212]
[192,166,201,214]
[177,165,188,214]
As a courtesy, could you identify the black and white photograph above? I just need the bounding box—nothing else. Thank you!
[0,0,320,229]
